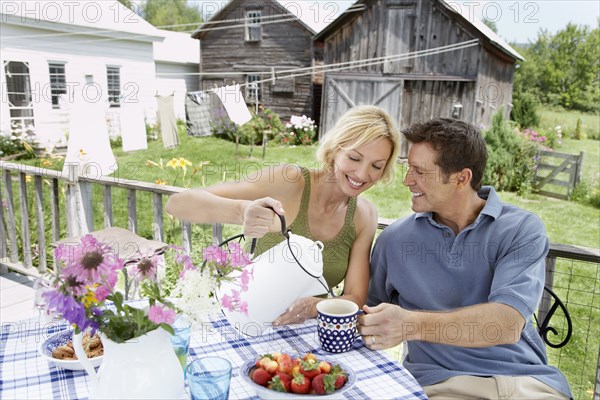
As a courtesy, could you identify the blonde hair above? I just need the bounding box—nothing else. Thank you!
[316,105,401,184]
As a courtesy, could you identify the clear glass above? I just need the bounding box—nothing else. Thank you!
[170,315,192,371]
[186,356,232,400]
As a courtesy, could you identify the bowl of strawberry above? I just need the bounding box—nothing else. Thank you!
[239,352,356,399]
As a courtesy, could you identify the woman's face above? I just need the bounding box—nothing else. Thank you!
[331,137,392,196]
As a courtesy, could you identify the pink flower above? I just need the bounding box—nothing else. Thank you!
[220,294,234,312]
[59,234,122,284]
[130,256,158,282]
[148,304,177,325]
[239,301,249,316]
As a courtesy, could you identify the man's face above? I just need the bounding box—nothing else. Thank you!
[403,142,458,214]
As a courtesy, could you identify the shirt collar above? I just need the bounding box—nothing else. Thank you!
[414,186,503,221]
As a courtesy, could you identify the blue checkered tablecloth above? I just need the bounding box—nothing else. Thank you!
[1,315,427,399]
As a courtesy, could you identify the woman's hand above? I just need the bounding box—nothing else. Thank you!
[272,297,320,326]
[242,197,285,238]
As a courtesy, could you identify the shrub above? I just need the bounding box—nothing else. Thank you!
[573,118,587,140]
[237,106,284,145]
[572,175,600,208]
[483,110,539,194]
[0,121,37,159]
[276,115,318,146]
[511,89,541,129]
[211,106,284,146]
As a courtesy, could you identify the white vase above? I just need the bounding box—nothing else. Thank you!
[73,328,185,400]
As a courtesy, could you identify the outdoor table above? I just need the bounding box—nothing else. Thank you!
[1,313,427,399]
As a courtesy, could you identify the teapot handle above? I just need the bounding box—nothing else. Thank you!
[73,331,98,390]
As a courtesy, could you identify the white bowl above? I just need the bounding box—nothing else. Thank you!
[239,357,356,400]
[39,329,103,371]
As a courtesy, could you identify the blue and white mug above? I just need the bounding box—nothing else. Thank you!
[316,299,361,353]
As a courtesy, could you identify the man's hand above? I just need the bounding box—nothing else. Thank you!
[358,303,407,350]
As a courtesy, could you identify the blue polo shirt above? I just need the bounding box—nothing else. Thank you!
[368,187,572,398]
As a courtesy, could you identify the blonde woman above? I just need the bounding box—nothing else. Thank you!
[166,105,400,325]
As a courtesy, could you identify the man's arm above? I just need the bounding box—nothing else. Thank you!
[358,301,524,350]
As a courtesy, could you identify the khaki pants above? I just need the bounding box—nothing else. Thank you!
[424,375,570,400]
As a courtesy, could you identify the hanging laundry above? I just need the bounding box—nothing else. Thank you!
[210,84,252,125]
[121,100,148,151]
[157,95,179,149]
[62,92,116,178]
[185,92,212,137]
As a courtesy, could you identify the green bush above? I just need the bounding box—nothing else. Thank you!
[511,89,541,129]
[0,121,37,160]
[211,106,284,146]
[484,110,539,194]
[572,177,600,208]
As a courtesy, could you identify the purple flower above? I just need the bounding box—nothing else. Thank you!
[43,289,90,330]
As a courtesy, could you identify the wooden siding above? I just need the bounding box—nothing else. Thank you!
[318,0,517,138]
[198,0,315,119]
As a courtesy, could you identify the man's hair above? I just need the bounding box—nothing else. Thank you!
[402,118,487,190]
[317,105,401,184]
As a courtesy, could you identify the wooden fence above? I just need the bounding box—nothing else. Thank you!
[533,150,584,200]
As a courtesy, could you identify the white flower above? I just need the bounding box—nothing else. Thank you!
[171,269,219,324]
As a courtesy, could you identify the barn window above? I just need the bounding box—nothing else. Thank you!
[245,74,262,102]
[452,103,463,119]
[48,62,66,109]
[106,66,121,108]
[245,10,262,42]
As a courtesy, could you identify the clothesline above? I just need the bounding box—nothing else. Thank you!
[177,39,481,90]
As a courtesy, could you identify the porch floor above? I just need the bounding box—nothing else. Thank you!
[1,272,37,324]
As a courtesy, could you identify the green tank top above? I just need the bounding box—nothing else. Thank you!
[250,168,357,290]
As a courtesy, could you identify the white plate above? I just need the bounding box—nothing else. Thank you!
[239,357,356,399]
[39,329,103,371]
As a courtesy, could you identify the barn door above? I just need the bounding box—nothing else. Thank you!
[320,75,404,155]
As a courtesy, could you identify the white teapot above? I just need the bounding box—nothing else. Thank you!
[217,214,328,336]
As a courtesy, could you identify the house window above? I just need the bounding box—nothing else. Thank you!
[245,75,261,102]
[106,66,121,107]
[245,10,262,41]
[48,62,66,109]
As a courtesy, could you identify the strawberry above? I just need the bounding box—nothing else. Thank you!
[264,360,279,375]
[271,351,281,361]
[299,359,321,380]
[278,358,293,374]
[268,375,289,392]
[252,368,271,387]
[258,356,273,368]
[302,353,317,362]
[290,372,310,394]
[330,365,348,389]
[312,373,336,395]
[318,361,332,374]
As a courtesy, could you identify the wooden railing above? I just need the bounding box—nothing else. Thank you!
[1,161,599,399]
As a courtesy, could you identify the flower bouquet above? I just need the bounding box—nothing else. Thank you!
[41,231,254,399]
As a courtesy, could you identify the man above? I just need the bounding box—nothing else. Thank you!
[358,118,572,399]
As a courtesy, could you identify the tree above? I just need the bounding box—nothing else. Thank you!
[513,23,599,112]
[482,19,498,33]
[140,0,202,32]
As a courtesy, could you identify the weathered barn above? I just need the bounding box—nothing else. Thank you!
[192,0,346,121]
[315,0,523,155]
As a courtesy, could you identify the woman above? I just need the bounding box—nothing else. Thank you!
[166,105,400,325]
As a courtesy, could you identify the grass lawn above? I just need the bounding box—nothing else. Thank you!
[538,107,600,140]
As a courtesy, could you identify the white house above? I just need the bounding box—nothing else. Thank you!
[0,1,167,150]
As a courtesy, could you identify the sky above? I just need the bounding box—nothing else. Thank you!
[191,0,599,43]
[451,1,599,43]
